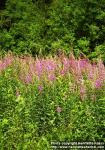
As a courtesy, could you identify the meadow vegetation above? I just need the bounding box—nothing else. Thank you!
[0,53,105,149]
[0,0,105,149]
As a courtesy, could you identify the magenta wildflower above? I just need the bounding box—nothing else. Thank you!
[95,79,102,89]
[60,69,65,75]
[56,106,62,113]
[88,70,94,80]
[79,59,88,69]
[0,54,13,73]
[35,60,43,77]
[25,74,32,84]
[80,85,86,100]
[47,65,53,71]
[38,85,43,92]
[48,74,56,81]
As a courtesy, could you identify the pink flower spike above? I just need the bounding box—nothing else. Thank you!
[48,74,56,81]
[25,74,32,84]
[60,69,65,76]
[80,85,86,100]
[38,85,43,92]
[95,79,102,89]
[56,106,62,113]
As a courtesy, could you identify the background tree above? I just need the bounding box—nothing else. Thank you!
[0,0,105,60]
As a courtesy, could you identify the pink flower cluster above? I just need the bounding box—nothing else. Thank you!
[0,53,105,98]
[0,54,13,73]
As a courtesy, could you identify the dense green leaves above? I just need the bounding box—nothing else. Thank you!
[0,0,45,55]
[0,55,105,149]
[0,67,105,149]
[0,0,105,58]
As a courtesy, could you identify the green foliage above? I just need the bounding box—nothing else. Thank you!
[0,65,105,149]
[0,0,105,59]
[0,0,45,55]
[45,0,105,59]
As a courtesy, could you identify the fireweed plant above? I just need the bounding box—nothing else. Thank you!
[0,53,105,149]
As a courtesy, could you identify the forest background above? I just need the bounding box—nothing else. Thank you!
[0,0,105,61]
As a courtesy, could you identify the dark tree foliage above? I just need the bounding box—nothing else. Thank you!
[0,0,6,9]
[0,0,105,60]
